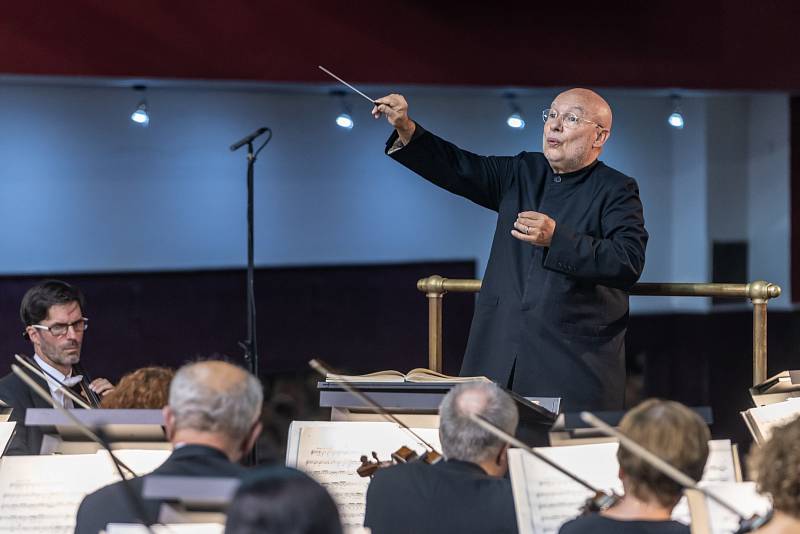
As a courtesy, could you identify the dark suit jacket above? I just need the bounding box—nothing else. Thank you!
[387,127,648,410]
[364,459,518,534]
[0,370,54,455]
[74,444,248,534]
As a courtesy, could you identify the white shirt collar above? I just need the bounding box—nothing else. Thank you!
[33,354,78,408]
[33,354,72,384]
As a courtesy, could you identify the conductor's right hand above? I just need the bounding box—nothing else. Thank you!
[372,94,416,145]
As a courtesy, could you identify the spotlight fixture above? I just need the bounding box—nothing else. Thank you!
[331,90,354,130]
[336,112,354,129]
[130,85,149,127]
[667,95,684,130]
[504,93,526,130]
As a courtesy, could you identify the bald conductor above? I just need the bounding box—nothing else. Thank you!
[373,89,648,411]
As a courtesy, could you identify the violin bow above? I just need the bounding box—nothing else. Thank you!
[309,359,441,456]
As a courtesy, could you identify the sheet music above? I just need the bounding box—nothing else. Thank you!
[509,439,737,534]
[693,482,771,534]
[100,448,172,475]
[0,422,15,455]
[288,421,440,532]
[672,439,737,522]
[0,448,169,533]
[744,397,800,442]
[509,442,621,534]
[0,454,118,533]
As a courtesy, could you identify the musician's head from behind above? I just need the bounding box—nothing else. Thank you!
[101,366,175,409]
[438,381,518,477]
[20,279,87,375]
[750,417,800,521]
[542,88,612,174]
[224,466,343,534]
[618,399,710,509]
[163,360,263,462]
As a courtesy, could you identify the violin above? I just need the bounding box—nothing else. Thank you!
[581,490,621,514]
[308,359,445,478]
[73,362,102,408]
[357,447,443,478]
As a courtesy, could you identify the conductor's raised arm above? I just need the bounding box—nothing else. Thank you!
[372,94,416,145]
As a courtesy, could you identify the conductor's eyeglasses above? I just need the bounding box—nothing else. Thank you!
[31,318,89,337]
[542,109,604,130]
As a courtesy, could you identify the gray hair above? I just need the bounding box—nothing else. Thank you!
[168,361,263,441]
[438,382,518,464]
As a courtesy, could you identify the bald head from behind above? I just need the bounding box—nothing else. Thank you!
[543,88,613,173]
[163,360,264,462]
[438,382,518,477]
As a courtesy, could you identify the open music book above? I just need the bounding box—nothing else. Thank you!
[741,396,800,445]
[325,368,489,383]
[286,420,441,533]
[508,439,739,534]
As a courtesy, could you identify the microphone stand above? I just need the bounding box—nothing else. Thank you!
[230,127,272,466]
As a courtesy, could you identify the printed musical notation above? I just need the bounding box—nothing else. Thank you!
[509,440,739,534]
[0,449,170,534]
[288,421,440,531]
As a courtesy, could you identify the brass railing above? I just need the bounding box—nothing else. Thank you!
[416,276,782,385]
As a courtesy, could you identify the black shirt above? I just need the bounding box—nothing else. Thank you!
[559,514,689,534]
[364,459,518,534]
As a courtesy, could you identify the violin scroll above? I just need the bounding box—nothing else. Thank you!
[581,490,621,514]
[356,447,443,478]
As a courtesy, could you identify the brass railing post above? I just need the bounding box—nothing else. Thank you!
[427,293,443,372]
[418,275,445,372]
[748,280,776,386]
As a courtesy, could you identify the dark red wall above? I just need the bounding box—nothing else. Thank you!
[2,1,800,90]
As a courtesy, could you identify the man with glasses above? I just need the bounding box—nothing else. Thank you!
[372,89,647,412]
[0,279,115,454]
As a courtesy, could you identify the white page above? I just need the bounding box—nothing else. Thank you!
[672,440,737,522]
[695,482,771,534]
[509,442,622,534]
[98,448,172,476]
[0,422,15,455]
[510,439,737,534]
[0,453,120,534]
[290,421,441,531]
[746,397,800,442]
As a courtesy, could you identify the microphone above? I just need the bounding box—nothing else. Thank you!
[229,127,269,152]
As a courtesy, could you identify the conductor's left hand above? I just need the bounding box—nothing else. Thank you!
[511,211,556,247]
